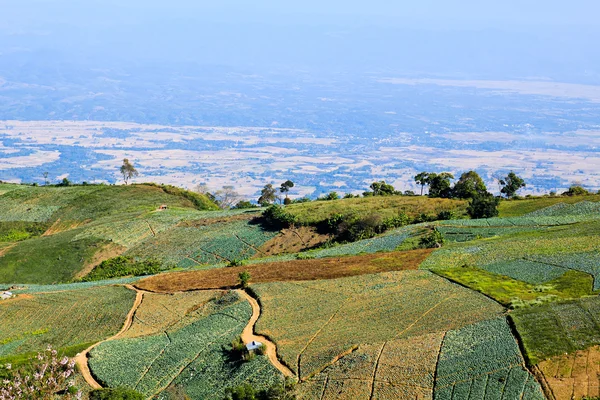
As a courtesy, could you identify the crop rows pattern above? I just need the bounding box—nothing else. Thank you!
[252,270,503,380]
[299,332,444,399]
[434,318,545,400]
[0,286,135,357]
[511,296,600,364]
[126,220,278,266]
[89,292,282,399]
[309,226,414,258]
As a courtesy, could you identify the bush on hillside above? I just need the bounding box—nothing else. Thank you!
[224,379,297,400]
[562,185,589,196]
[467,193,500,219]
[419,228,445,249]
[262,204,298,229]
[89,387,145,400]
[82,256,163,281]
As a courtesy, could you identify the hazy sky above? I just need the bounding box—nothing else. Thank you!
[2,0,599,82]
[4,0,600,27]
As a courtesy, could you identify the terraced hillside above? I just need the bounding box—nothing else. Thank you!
[3,188,600,400]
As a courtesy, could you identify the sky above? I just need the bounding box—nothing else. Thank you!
[1,0,599,82]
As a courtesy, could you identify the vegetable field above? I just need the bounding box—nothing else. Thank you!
[434,318,545,400]
[298,332,444,399]
[0,286,135,359]
[511,296,600,364]
[125,219,278,266]
[252,270,504,380]
[89,291,283,399]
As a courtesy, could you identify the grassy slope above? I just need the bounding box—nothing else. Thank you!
[284,195,468,225]
[499,194,600,217]
[0,184,217,284]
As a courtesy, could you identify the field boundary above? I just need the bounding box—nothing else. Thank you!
[75,284,146,389]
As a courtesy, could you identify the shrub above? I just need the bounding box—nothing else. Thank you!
[562,185,589,196]
[234,200,259,209]
[239,271,251,288]
[89,387,145,400]
[227,259,247,268]
[436,210,455,221]
[82,256,163,281]
[419,229,445,249]
[262,205,298,229]
[467,193,500,219]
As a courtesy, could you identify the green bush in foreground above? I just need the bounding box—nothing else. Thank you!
[82,256,163,281]
[89,387,145,400]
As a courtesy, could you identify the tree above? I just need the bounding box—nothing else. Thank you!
[467,193,500,219]
[57,177,72,187]
[318,191,339,201]
[238,271,251,289]
[452,171,488,199]
[562,185,589,196]
[42,171,49,186]
[214,186,242,209]
[234,200,259,209]
[414,172,430,196]
[120,158,138,185]
[90,387,145,400]
[499,172,526,198]
[369,181,396,196]
[279,180,295,203]
[419,229,445,248]
[258,184,278,206]
[428,173,454,198]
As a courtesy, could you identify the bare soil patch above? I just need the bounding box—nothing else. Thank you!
[258,226,330,257]
[136,249,433,293]
[537,345,600,400]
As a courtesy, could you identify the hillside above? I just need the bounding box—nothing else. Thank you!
[1,187,600,400]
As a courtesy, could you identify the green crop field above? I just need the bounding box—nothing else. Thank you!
[89,291,283,399]
[434,318,545,399]
[423,208,600,306]
[125,219,277,266]
[0,286,135,361]
[252,270,503,381]
[511,296,600,364]
[499,195,600,217]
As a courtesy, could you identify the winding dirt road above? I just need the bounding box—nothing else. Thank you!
[237,290,295,378]
[75,284,145,389]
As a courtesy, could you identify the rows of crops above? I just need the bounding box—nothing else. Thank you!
[0,286,135,358]
[526,201,600,217]
[89,292,282,399]
[436,225,547,243]
[434,318,545,400]
[299,331,444,399]
[422,221,600,285]
[252,270,503,380]
[306,225,415,259]
[123,290,225,338]
[511,296,600,364]
[126,220,278,266]
[7,276,141,294]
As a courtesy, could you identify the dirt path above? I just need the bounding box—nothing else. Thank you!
[236,290,294,378]
[75,284,146,389]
